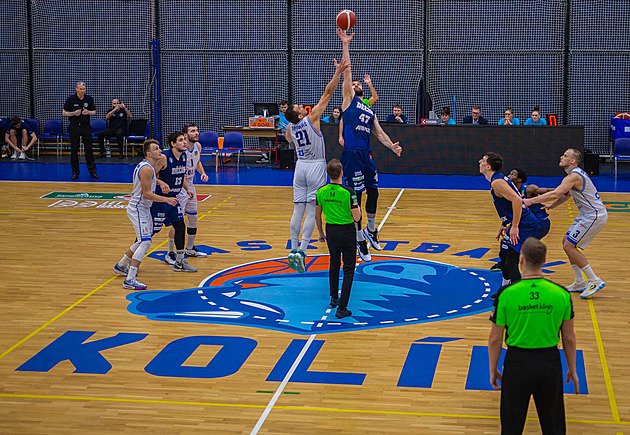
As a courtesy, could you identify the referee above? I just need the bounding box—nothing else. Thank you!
[63,81,98,180]
[315,159,361,319]
[489,237,579,434]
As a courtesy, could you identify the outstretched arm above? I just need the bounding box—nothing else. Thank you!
[309,58,350,126]
[371,115,402,156]
[336,28,354,111]
[524,174,579,206]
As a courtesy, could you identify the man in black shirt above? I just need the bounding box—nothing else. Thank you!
[63,81,98,179]
[97,98,132,159]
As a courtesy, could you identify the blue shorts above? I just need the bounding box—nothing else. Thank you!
[151,200,183,234]
[340,148,378,193]
[500,214,539,253]
[535,217,551,240]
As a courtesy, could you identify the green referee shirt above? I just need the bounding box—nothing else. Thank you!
[316,183,358,225]
[490,278,574,349]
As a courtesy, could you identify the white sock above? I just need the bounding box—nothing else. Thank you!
[367,217,376,232]
[176,249,184,262]
[356,229,365,241]
[186,234,196,250]
[501,277,511,287]
[119,254,132,267]
[168,238,175,253]
[581,264,598,282]
[127,266,138,280]
[572,265,585,282]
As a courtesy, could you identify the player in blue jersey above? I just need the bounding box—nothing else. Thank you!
[337,29,402,262]
[479,152,539,286]
[151,131,196,272]
[508,168,553,239]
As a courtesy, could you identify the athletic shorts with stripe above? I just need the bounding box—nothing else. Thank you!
[178,185,198,215]
[127,204,153,242]
[340,148,378,193]
[566,213,607,249]
[293,159,327,203]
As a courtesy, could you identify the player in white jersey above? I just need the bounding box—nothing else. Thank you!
[283,56,350,273]
[524,148,608,298]
[163,123,209,264]
[114,140,178,290]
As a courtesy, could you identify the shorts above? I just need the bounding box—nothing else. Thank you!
[535,217,551,240]
[293,159,327,203]
[500,214,539,253]
[178,185,197,215]
[151,198,183,234]
[340,148,378,193]
[566,212,607,249]
[127,204,153,242]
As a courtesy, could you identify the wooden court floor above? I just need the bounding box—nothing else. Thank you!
[0,180,629,434]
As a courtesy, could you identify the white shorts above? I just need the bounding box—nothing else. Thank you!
[566,212,607,249]
[178,185,198,215]
[127,204,153,242]
[293,159,326,203]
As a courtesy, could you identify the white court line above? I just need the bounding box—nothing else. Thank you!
[250,188,405,435]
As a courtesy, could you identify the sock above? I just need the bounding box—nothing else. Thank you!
[299,239,310,252]
[501,277,511,287]
[581,264,598,281]
[572,265,585,282]
[367,217,376,232]
[119,254,132,267]
[176,249,184,263]
[356,229,365,241]
[127,266,138,280]
[168,238,175,253]
[187,234,196,250]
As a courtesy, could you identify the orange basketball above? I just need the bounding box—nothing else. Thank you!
[336,9,356,31]
[614,112,630,119]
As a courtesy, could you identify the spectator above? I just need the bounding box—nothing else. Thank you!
[463,106,489,125]
[4,116,37,160]
[97,98,132,159]
[440,107,456,125]
[258,101,288,164]
[498,108,520,126]
[524,107,547,126]
[322,106,342,123]
[385,105,409,124]
[277,100,289,130]
[63,81,98,180]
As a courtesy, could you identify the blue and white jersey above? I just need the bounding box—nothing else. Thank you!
[185,142,201,186]
[288,116,326,162]
[128,160,155,210]
[490,172,536,227]
[569,167,607,219]
[156,148,186,197]
[341,95,375,151]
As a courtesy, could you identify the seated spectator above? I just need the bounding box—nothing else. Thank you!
[277,100,289,130]
[440,107,456,125]
[498,108,520,125]
[385,105,409,124]
[323,106,342,123]
[462,106,489,125]
[97,98,132,159]
[524,106,547,126]
[258,100,288,163]
[4,116,37,160]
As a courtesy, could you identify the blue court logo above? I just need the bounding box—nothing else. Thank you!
[126,255,501,335]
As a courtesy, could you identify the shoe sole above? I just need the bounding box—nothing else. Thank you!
[357,246,372,262]
[362,229,383,251]
[566,283,588,293]
[185,251,208,257]
[287,254,299,271]
[580,282,606,298]
[123,283,146,290]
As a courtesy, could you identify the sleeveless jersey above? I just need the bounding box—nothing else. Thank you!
[491,172,535,226]
[569,167,607,219]
[156,148,186,197]
[520,183,549,221]
[185,142,201,186]
[128,160,156,209]
[341,95,375,151]
[288,116,326,161]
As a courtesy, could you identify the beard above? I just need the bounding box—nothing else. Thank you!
[355,89,363,97]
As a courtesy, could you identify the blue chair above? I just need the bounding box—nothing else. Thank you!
[124,119,149,156]
[60,122,71,155]
[612,137,630,180]
[223,131,247,169]
[38,119,63,154]
[90,119,107,140]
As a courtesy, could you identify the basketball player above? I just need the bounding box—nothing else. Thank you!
[113,140,178,290]
[284,57,350,273]
[337,29,402,262]
[479,152,539,286]
[151,131,197,272]
[508,168,553,240]
[524,148,607,298]
[163,123,209,264]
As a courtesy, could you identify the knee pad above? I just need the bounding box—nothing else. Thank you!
[172,220,186,249]
[355,191,363,207]
[186,213,198,229]
[132,240,151,262]
[365,188,379,214]
[503,248,521,282]
[130,240,142,253]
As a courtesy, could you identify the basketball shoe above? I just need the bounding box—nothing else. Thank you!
[164,252,176,265]
[185,246,208,257]
[580,279,606,298]
[287,249,299,271]
[123,277,147,290]
[292,249,306,273]
[566,280,588,292]
[174,259,197,272]
[357,240,372,262]
[113,262,129,276]
[362,228,382,251]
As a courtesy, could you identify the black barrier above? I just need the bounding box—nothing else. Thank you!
[322,124,584,177]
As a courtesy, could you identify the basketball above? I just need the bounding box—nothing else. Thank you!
[336,9,356,31]
[614,112,630,119]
